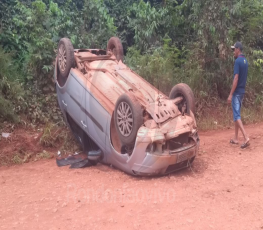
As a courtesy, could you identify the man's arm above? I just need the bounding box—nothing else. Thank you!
[227,74,239,103]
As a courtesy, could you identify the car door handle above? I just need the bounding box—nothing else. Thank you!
[62,100,67,107]
[81,120,87,128]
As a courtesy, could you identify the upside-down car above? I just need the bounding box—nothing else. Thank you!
[54,37,200,176]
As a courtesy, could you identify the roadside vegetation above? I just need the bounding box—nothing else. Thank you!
[0,0,263,130]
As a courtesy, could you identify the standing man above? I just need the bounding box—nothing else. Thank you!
[228,42,250,149]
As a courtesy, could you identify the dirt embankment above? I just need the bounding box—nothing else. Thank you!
[0,124,79,165]
[0,123,263,230]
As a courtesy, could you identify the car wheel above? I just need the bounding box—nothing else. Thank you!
[107,37,124,62]
[114,93,143,146]
[57,38,75,78]
[169,83,195,115]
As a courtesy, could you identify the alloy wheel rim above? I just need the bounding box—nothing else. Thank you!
[117,102,133,136]
[58,44,67,73]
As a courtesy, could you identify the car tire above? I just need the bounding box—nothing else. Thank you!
[107,37,124,62]
[57,38,75,78]
[114,93,143,146]
[169,83,195,115]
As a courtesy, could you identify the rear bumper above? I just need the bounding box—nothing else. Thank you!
[130,138,199,176]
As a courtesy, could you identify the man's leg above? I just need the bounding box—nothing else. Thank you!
[236,119,249,143]
[233,94,250,148]
[234,121,239,142]
[231,95,239,144]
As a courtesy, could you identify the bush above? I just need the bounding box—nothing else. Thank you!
[0,0,263,128]
[125,37,188,94]
[0,46,24,122]
[125,38,263,122]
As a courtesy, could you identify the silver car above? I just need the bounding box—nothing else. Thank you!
[54,37,200,176]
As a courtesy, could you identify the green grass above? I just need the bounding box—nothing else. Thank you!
[40,123,64,147]
[39,122,82,156]
[197,104,263,130]
[12,154,23,164]
[35,150,51,160]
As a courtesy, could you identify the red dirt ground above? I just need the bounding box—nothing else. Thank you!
[0,128,43,154]
[0,123,263,230]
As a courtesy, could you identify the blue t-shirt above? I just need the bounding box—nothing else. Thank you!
[233,54,248,94]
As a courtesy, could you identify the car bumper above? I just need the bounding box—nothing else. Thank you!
[129,140,199,176]
[124,115,199,176]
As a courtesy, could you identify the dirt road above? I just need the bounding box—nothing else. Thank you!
[0,123,263,230]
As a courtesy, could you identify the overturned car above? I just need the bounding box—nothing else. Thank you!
[55,37,200,176]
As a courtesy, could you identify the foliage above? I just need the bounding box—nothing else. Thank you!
[0,0,115,85]
[245,49,263,106]
[0,0,116,123]
[40,122,66,147]
[0,0,263,126]
[125,37,188,93]
[104,0,138,50]
[176,0,263,101]
[12,154,23,164]
[77,0,116,49]
[0,46,24,122]
[128,0,169,52]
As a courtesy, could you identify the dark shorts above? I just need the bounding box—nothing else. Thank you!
[232,94,244,121]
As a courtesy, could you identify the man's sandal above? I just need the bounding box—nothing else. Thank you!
[230,139,239,145]
[241,140,250,149]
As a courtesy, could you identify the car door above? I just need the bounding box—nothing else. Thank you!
[82,88,110,151]
[64,73,85,127]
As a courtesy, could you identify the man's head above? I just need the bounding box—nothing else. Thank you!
[231,42,243,58]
